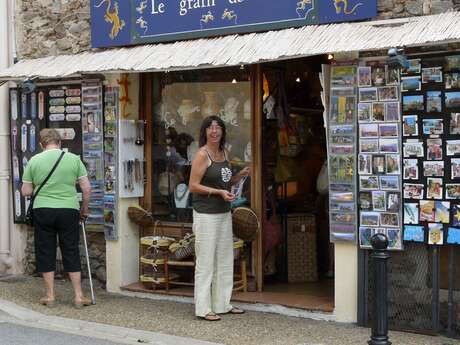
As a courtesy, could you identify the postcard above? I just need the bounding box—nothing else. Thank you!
[379,123,399,137]
[359,191,373,210]
[426,91,442,113]
[372,155,386,175]
[372,191,386,211]
[329,155,354,183]
[403,141,424,157]
[359,87,378,102]
[427,177,443,199]
[403,159,418,179]
[358,67,372,87]
[330,202,355,212]
[330,125,354,136]
[452,158,460,179]
[358,103,372,122]
[403,95,424,112]
[402,59,421,75]
[386,154,400,175]
[358,154,373,175]
[359,175,379,190]
[378,86,399,101]
[401,76,421,92]
[380,212,399,228]
[331,212,355,223]
[331,66,356,87]
[446,184,460,199]
[445,73,460,89]
[360,123,379,138]
[445,55,460,72]
[360,139,379,153]
[404,183,424,199]
[423,119,443,135]
[450,113,460,134]
[446,140,460,156]
[427,138,443,161]
[372,66,386,86]
[447,227,460,245]
[435,201,450,224]
[403,115,418,136]
[372,102,385,121]
[385,102,400,121]
[360,212,380,227]
[428,223,444,245]
[445,91,460,110]
[404,203,419,224]
[420,200,435,222]
[422,67,443,83]
[359,227,373,248]
[330,145,354,154]
[387,229,403,250]
[423,161,444,177]
[452,204,460,226]
[380,175,399,191]
[379,138,399,153]
[387,192,400,212]
[331,136,354,145]
[330,192,354,202]
[404,225,425,242]
[330,94,355,124]
[386,66,400,85]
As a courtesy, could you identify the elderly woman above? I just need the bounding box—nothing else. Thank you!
[189,115,250,321]
[21,128,92,308]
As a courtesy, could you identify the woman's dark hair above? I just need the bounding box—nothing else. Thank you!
[199,115,226,151]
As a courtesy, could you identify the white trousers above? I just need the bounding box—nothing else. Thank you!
[193,210,234,317]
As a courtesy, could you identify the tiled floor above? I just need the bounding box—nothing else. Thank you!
[122,279,334,312]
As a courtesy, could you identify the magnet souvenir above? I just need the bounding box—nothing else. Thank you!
[49,113,65,122]
[49,106,65,113]
[14,190,21,217]
[10,90,18,120]
[66,105,81,113]
[30,92,37,119]
[12,155,19,182]
[49,98,65,106]
[22,156,28,170]
[38,91,45,120]
[29,124,36,152]
[49,89,65,97]
[66,97,81,105]
[66,88,81,97]
[21,124,27,152]
[21,94,27,118]
[66,113,81,122]
[11,125,17,151]
[55,128,76,140]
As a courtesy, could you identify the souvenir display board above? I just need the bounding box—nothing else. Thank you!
[81,80,105,232]
[356,62,403,250]
[402,54,460,246]
[327,65,358,242]
[9,89,46,223]
[103,86,119,240]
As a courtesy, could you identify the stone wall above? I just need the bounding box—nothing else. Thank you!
[15,0,460,60]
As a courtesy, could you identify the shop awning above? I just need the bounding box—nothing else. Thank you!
[2,11,460,80]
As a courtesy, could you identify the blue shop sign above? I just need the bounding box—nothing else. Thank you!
[90,0,377,48]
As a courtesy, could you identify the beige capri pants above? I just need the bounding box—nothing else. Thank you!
[193,210,234,317]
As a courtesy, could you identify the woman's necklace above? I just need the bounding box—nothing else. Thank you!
[206,146,222,161]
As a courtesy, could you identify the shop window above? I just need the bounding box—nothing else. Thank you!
[151,68,252,223]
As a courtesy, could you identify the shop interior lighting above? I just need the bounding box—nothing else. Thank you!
[232,78,237,83]
[327,54,334,60]
[295,77,301,83]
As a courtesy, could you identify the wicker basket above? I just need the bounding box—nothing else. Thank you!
[140,221,175,249]
[232,207,260,241]
[287,213,318,283]
[128,205,154,226]
[233,238,244,260]
[169,233,195,260]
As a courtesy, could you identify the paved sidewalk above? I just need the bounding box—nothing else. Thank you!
[0,275,459,345]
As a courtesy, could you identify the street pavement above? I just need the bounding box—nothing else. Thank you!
[0,275,459,345]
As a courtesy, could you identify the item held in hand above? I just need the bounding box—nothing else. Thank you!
[232,207,260,241]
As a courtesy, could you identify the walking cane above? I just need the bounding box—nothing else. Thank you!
[81,220,96,305]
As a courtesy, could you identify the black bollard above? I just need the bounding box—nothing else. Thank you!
[368,233,391,345]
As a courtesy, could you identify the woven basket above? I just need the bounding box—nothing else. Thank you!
[128,205,154,227]
[232,207,260,241]
[169,233,195,260]
[233,238,244,259]
[141,221,175,249]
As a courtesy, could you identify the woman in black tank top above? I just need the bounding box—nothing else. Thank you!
[189,116,250,321]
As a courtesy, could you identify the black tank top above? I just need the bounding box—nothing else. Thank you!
[192,149,232,214]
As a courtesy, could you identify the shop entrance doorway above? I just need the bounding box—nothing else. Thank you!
[255,57,334,312]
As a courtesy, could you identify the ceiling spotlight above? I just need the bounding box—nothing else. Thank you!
[232,78,237,84]
[327,54,334,60]
[240,64,245,70]
[295,77,301,83]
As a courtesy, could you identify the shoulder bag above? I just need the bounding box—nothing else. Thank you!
[25,151,65,226]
